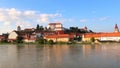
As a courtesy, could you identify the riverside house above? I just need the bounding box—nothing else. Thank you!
[44,33,74,42]
[82,24,120,42]
[7,22,89,43]
[0,35,4,42]
[8,26,36,42]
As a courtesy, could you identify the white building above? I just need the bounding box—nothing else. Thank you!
[47,23,63,31]
[8,31,18,42]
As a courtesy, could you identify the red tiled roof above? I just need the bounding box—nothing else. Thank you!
[48,23,62,25]
[84,32,120,38]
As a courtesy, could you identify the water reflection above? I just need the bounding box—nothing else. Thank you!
[0,44,120,68]
[0,45,18,68]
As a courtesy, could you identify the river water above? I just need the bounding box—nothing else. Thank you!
[0,44,120,68]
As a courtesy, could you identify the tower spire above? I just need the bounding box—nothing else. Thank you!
[114,24,119,32]
[17,26,21,31]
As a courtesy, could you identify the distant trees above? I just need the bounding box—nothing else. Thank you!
[70,27,79,33]
[37,38,44,44]
[36,24,44,31]
[36,24,40,30]
[64,27,93,34]
[36,38,54,45]
[36,24,94,34]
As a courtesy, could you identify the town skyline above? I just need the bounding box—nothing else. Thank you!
[0,0,120,34]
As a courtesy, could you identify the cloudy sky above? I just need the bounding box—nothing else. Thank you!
[0,0,120,34]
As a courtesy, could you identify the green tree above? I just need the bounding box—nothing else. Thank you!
[36,24,40,30]
[17,36,23,43]
[90,37,95,42]
[39,26,44,31]
[43,39,47,44]
[37,38,44,44]
[48,40,54,45]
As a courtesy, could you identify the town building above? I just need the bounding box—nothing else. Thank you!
[47,23,63,31]
[44,34,74,42]
[0,33,9,42]
[82,24,120,42]
[8,31,18,42]
[0,35,4,42]
[80,26,88,31]
[7,23,91,43]
[8,26,36,42]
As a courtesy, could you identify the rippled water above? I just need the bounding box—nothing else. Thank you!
[0,44,120,68]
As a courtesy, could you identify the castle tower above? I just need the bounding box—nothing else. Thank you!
[17,26,21,31]
[114,24,119,32]
[84,26,87,31]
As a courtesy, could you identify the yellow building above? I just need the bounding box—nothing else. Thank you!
[44,34,74,42]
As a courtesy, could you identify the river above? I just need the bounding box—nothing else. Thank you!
[0,43,120,68]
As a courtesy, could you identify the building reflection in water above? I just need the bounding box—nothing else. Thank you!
[40,45,70,68]
[82,44,102,58]
[1,44,120,68]
[16,44,70,68]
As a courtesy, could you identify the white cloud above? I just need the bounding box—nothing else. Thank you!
[36,13,62,23]
[0,8,69,34]
[24,11,35,16]
[0,8,64,25]
[4,21,11,26]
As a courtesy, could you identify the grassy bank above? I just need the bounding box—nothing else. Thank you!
[0,41,120,45]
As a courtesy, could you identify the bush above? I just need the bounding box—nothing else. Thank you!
[57,41,66,44]
[90,37,95,42]
[69,39,76,44]
[43,39,47,44]
[48,40,54,45]
[16,36,23,43]
[37,38,44,44]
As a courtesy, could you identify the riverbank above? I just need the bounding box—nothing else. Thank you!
[0,41,120,46]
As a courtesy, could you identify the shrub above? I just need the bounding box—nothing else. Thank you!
[57,41,66,44]
[16,36,23,43]
[48,40,54,45]
[37,38,44,44]
[90,37,95,42]
[43,39,47,44]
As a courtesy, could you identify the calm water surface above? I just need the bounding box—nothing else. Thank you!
[0,44,120,68]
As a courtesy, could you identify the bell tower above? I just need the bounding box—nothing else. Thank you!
[17,26,21,31]
[114,24,119,33]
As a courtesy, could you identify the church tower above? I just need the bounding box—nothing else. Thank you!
[114,24,119,32]
[17,26,21,31]
[84,26,87,31]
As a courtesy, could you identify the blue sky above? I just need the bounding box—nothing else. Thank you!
[0,0,120,34]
